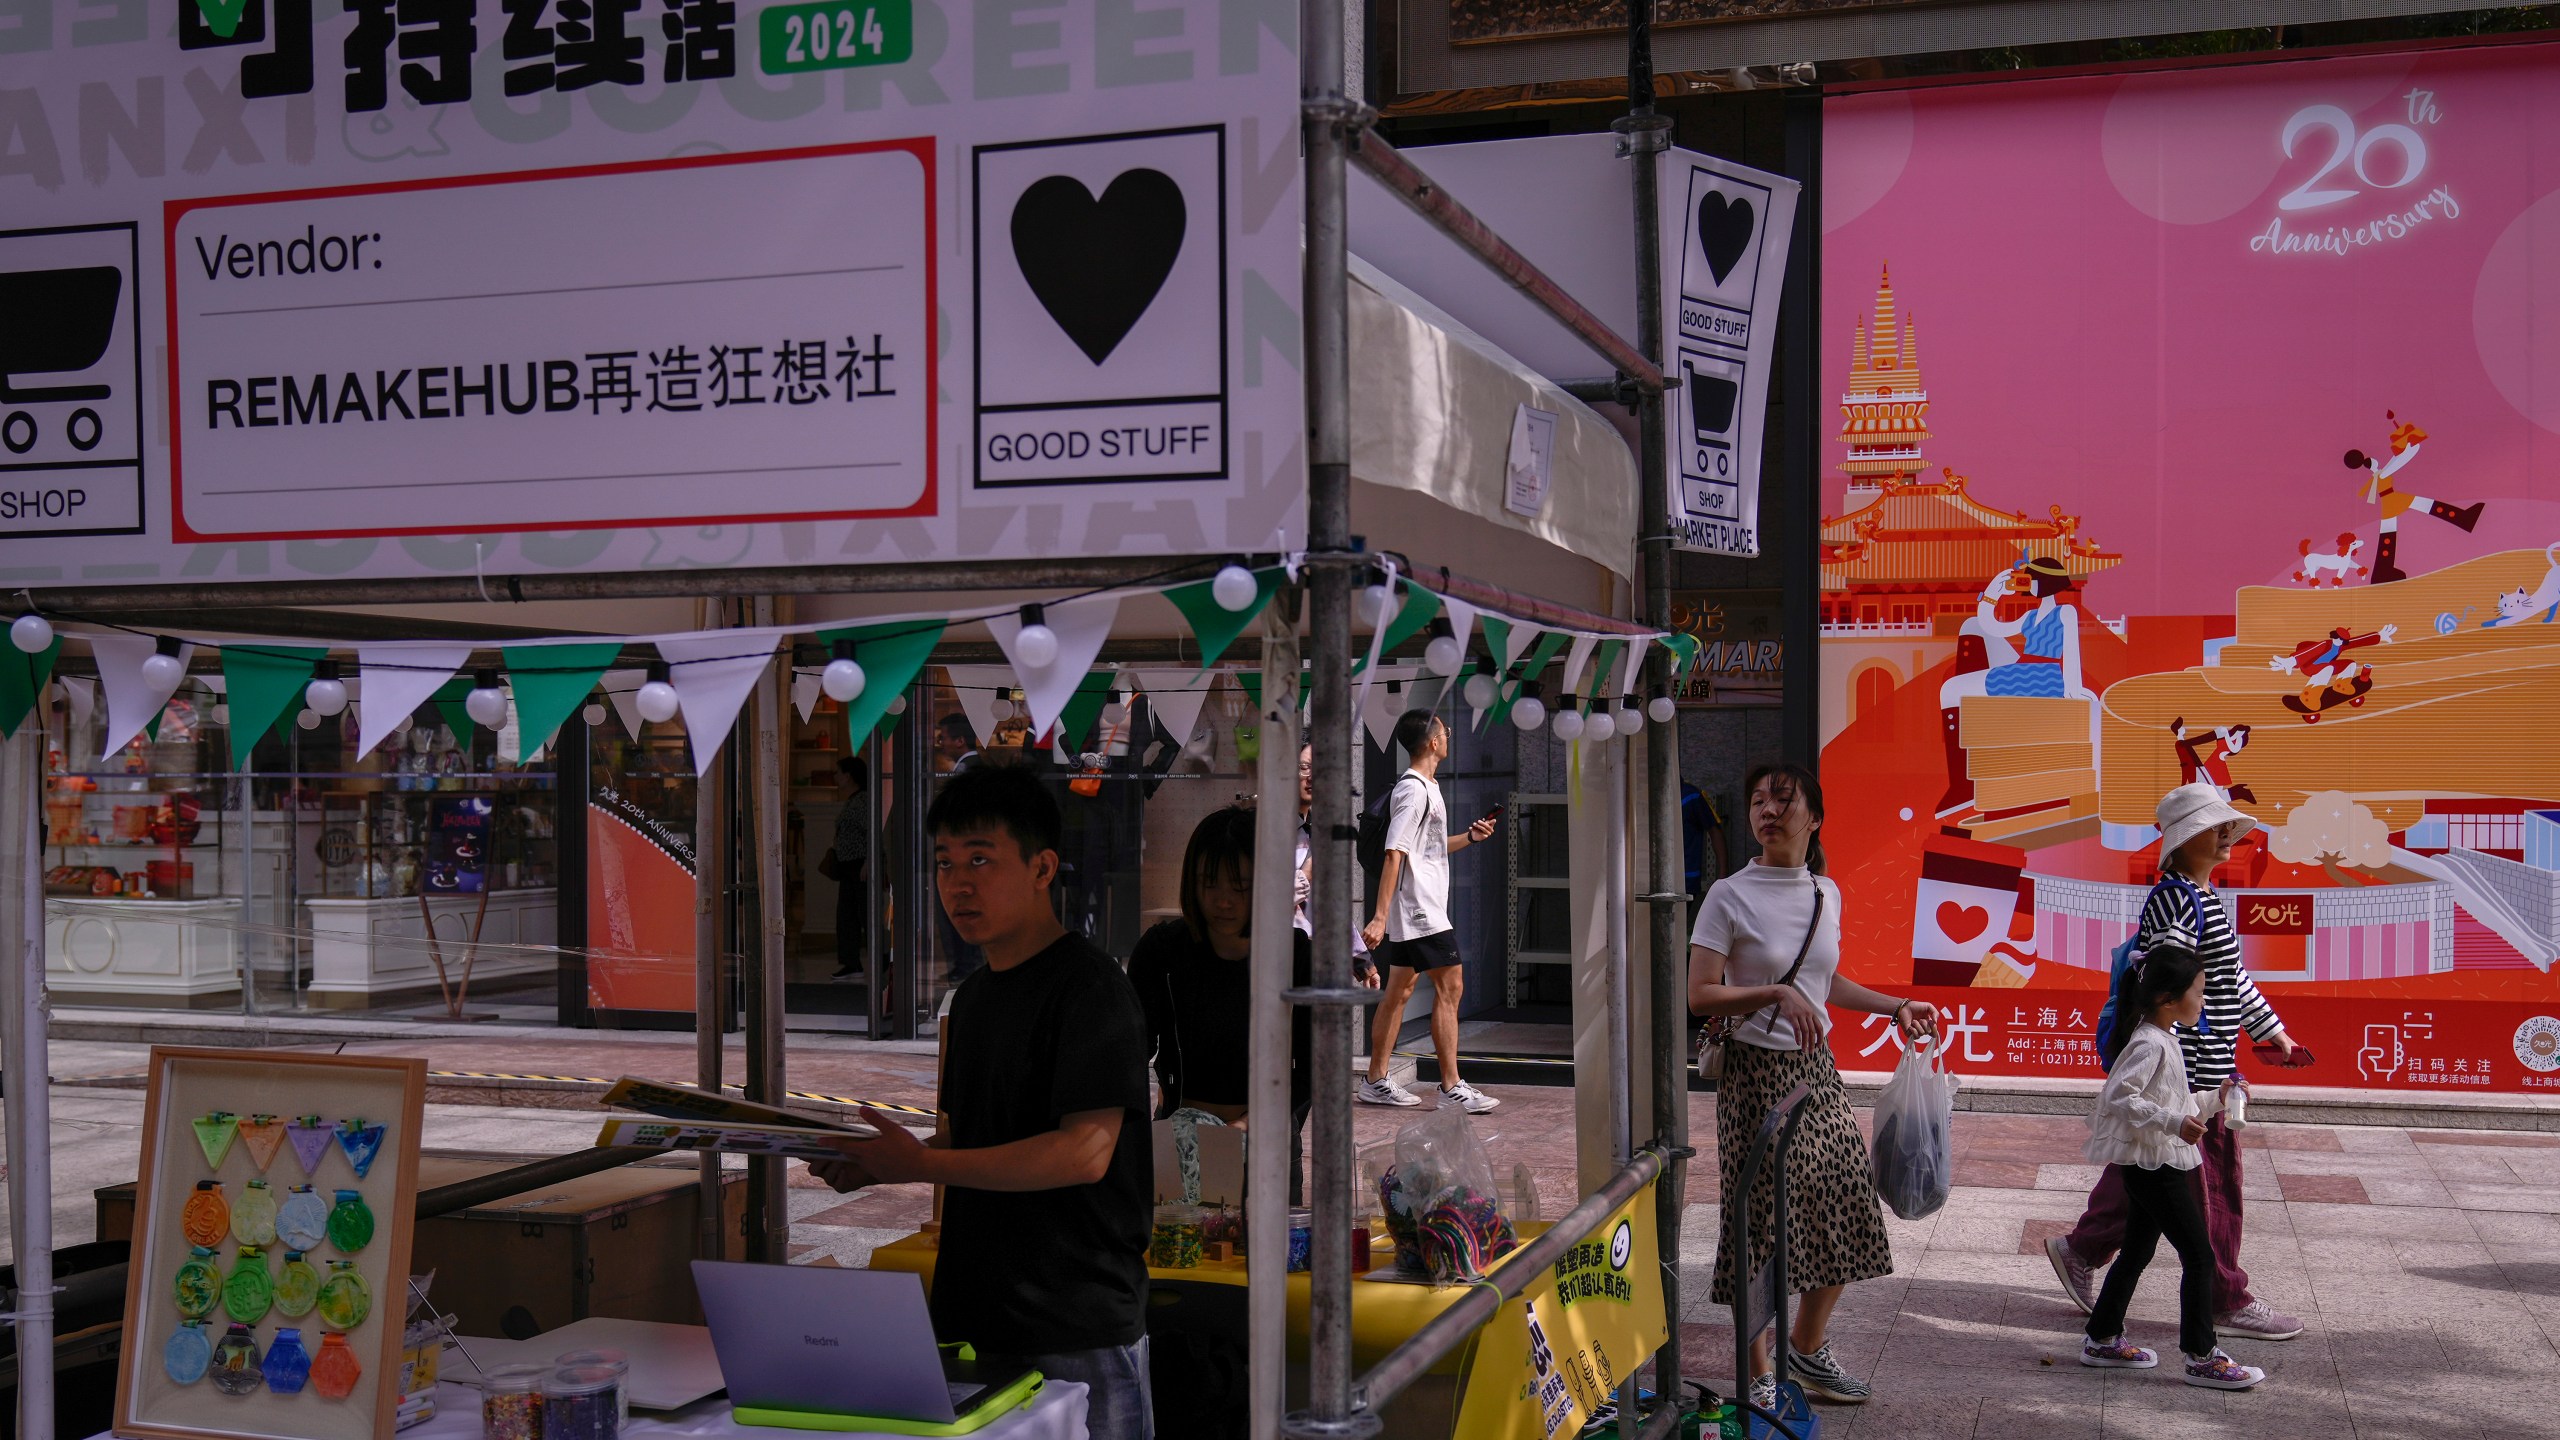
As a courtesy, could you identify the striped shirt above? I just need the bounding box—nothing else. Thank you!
[2136,877,2282,1091]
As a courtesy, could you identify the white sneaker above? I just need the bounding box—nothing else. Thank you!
[1440,1081,1500,1114]
[2215,1298,2303,1341]
[1356,1076,1422,1107]
[1746,1374,1778,1418]
[2045,1235,2099,1315]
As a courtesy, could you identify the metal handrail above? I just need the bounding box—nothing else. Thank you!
[1352,1146,1666,1414]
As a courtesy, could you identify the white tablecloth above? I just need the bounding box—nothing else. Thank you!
[93,1379,1090,1440]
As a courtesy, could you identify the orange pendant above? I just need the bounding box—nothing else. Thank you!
[180,1181,229,1250]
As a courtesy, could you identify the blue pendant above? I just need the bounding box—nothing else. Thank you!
[163,1320,212,1385]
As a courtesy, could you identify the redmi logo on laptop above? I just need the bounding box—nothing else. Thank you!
[804,1335,842,1347]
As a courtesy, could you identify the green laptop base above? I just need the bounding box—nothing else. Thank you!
[731,1372,1046,1435]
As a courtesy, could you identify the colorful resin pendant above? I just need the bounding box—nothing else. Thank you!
[263,1327,312,1394]
[275,1251,322,1317]
[237,1114,286,1173]
[191,1111,239,1170]
[285,1115,334,1177]
[174,1245,221,1319]
[316,1260,372,1329]
[222,1244,273,1323]
[231,1179,278,1247]
[326,1188,374,1254]
[333,1119,385,1179]
[277,1184,328,1252]
[210,1324,263,1396]
[180,1180,229,1249]
[163,1319,212,1385]
[310,1331,362,1399]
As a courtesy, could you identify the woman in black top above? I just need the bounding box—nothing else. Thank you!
[1130,805,1313,1128]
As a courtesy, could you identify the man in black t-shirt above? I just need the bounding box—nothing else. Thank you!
[811,766,1154,1440]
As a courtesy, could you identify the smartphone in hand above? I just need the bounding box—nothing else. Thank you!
[2253,1041,2313,1068]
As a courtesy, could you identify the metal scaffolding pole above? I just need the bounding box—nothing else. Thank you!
[694,605,731,1260]
[747,597,790,1262]
[3,721,56,1440]
[1617,0,1691,1423]
[1290,0,1367,1431]
[1246,602,1304,1440]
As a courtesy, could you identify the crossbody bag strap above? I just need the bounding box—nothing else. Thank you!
[1733,875,1825,1028]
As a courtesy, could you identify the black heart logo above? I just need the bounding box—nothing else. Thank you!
[1010,169,1187,366]
[1697,192,1755,286]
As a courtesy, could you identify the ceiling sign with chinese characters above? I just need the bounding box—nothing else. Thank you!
[0,0,1302,583]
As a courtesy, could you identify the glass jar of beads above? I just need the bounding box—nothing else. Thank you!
[481,1364,547,1440]
[1149,1203,1204,1269]
[553,1348,631,1424]
[540,1365,620,1440]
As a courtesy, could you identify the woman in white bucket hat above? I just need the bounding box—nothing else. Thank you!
[2045,783,2308,1343]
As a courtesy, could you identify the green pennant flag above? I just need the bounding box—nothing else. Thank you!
[817,618,948,758]
[1163,569,1280,671]
[1377,584,1442,657]
[0,637,61,739]
[1477,616,1512,678]
[1055,671,1119,754]
[221,644,327,770]
[1486,631,1572,730]
[502,642,623,763]
[430,678,477,742]
[1664,632,1701,686]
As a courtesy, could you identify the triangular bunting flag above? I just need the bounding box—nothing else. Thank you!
[58,674,94,732]
[988,595,1120,742]
[1558,634,1599,699]
[1439,594,1479,671]
[790,671,822,724]
[1129,670,1218,751]
[1055,672,1118,754]
[1162,570,1278,671]
[1477,617,1512,677]
[814,618,946,757]
[600,669,647,740]
[1664,632,1702,685]
[0,634,62,738]
[1362,666,1421,750]
[94,634,193,757]
[355,644,471,761]
[1378,584,1441,656]
[428,679,476,742]
[1588,639,1626,704]
[502,641,624,764]
[944,666,1014,745]
[654,631,778,776]
[218,644,326,771]
[1514,629,1570,685]
[1618,636,1653,696]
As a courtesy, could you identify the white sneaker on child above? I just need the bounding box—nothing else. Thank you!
[2183,1349,2265,1390]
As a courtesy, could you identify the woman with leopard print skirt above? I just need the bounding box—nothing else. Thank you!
[1688,764,1938,1415]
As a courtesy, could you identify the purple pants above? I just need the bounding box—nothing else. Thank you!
[2066,1113,2251,1313]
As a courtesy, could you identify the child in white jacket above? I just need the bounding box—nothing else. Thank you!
[2079,941,2265,1390]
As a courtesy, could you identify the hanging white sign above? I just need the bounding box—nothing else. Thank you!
[0,0,1303,586]
[1664,149,1798,557]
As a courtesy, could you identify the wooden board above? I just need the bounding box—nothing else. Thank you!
[114,1047,426,1440]
[1959,695,2091,747]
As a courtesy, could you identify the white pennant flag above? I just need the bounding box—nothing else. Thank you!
[943,665,1015,745]
[1619,636,1653,698]
[1439,593,1480,666]
[355,643,471,761]
[56,676,94,731]
[1129,669,1218,753]
[988,596,1120,742]
[93,633,192,757]
[791,671,822,724]
[601,668,647,740]
[1493,617,1548,673]
[1362,665,1424,751]
[655,631,778,776]
[1558,634,1599,702]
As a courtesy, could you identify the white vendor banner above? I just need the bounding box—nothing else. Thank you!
[0,0,1303,585]
[1664,149,1797,557]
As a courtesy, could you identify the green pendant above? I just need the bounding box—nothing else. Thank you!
[315,1260,372,1330]
[231,1179,278,1247]
[274,1252,321,1317]
[192,1111,239,1170]
[223,1244,274,1323]
[174,1246,221,1319]
[326,1188,374,1254]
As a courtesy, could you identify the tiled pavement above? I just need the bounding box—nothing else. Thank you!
[26,1041,2560,1437]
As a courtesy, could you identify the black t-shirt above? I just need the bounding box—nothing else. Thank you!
[929,933,1152,1355]
[1129,921,1314,1115]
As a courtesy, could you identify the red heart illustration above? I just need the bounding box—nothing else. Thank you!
[1936,901,1989,945]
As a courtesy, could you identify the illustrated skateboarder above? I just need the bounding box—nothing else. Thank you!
[2169,718,2256,804]
[2345,413,2483,585]
[2269,624,2396,721]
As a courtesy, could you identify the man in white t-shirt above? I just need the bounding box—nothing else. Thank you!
[1358,710,1499,1113]
[1295,744,1379,983]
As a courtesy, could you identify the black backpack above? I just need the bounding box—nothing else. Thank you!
[1353,775,1419,879]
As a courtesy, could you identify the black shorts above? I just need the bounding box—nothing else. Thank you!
[1377,930,1462,972]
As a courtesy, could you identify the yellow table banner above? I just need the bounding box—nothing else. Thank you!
[1451,1184,1667,1440]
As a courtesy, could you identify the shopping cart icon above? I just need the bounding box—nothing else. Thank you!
[1686,360,1739,453]
[0,266,122,404]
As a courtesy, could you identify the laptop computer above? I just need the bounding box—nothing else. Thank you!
[692,1262,1044,1435]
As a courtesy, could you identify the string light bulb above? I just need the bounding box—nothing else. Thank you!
[464,668,508,729]
[140,637,186,695]
[295,708,322,731]
[1013,604,1059,668]
[1357,577,1393,628]
[9,612,50,654]
[636,661,680,724]
[1585,708,1617,743]
[821,638,866,703]
[1210,564,1259,612]
[1550,699,1584,742]
[1509,681,1547,732]
[1614,694,1645,734]
[1648,695,1678,725]
[1461,660,1498,712]
[582,702,607,727]
[303,659,348,717]
[1422,617,1462,677]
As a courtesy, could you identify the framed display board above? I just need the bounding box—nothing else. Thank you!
[114,1047,426,1440]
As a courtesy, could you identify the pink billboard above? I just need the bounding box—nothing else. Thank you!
[1818,41,2560,1093]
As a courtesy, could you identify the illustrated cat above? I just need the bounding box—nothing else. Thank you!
[2483,542,2560,628]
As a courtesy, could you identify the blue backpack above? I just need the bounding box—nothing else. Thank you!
[2096,874,2211,1071]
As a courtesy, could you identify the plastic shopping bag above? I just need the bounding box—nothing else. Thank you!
[1377,1104,1515,1283]
[1869,1034,1958,1220]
